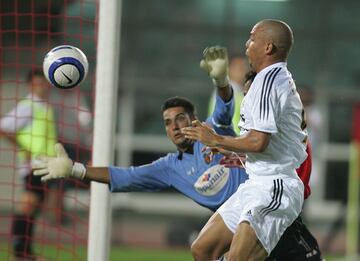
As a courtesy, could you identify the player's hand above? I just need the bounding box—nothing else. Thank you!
[202,146,232,163]
[200,46,229,88]
[219,153,246,168]
[32,143,86,182]
[181,120,218,147]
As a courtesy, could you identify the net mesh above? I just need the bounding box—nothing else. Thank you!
[0,1,97,260]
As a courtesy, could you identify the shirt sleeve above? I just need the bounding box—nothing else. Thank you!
[108,155,171,192]
[0,102,33,133]
[206,89,237,136]
[250,84,278,134]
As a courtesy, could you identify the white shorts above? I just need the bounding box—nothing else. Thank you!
[218,175,304,254]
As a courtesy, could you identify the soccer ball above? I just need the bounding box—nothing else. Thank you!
[43,45,89,89]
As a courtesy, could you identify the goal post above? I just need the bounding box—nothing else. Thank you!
[346,142,359,258]
[345,104,360,260]
[88,0,122,260]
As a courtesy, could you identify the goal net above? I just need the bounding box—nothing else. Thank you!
[0,1,97,259]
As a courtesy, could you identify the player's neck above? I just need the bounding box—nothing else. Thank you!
[256,58,286,73]
[177,140,194,154]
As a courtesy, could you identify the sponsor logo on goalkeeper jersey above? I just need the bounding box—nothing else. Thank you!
[194,165,229,196]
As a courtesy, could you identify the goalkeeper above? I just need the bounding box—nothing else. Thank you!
[33,47,322,261]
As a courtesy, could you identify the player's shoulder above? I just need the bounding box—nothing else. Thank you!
[148,152,179,172]
[257,65,294,96]
[247,66,283,101]
[273,67,293,86]
[255,63,290,85]
[10,97,34,116]
[162,152,178,162]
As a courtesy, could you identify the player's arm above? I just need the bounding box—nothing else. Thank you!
[0,104,33,159]
[201,46,237,134]
[213,129,270,153]
[200,46,232,102]
[182,121,270,153]
[84,167,109,183]
[0,129,32,159]
[32,143,171,192]
[0,129,18,146]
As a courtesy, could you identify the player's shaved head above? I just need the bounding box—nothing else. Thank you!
[256,19,294,59]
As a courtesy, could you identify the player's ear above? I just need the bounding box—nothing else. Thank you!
[265,42,276,55]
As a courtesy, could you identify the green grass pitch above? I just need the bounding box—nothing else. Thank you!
[0,244,345,261]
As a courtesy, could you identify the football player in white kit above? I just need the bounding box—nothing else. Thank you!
[182,19,308,261]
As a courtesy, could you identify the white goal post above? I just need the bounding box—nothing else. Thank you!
[88,0,122,260]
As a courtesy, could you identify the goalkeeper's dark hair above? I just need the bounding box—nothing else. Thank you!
[26,68,45,83]
[161,96,197,118]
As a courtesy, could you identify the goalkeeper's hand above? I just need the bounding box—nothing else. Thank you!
[32,143,86,182]
[200,46,229,88]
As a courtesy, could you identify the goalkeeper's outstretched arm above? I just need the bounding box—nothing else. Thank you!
[84,167,109,183]
[200,46,232,102]
[32,143,109,183]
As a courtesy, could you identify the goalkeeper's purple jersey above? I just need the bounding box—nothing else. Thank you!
[109,94,249,212]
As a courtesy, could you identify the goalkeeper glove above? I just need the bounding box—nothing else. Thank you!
[32,143,86,182]
[200,46,229,88]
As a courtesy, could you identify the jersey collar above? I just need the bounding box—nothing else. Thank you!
[257,62,287,76]
[177,144,194,160]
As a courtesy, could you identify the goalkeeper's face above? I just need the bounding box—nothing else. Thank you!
[163,106,194,150]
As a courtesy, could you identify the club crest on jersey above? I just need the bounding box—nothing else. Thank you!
[194,165,229,196]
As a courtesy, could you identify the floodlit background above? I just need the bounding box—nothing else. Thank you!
[0,0,359,260]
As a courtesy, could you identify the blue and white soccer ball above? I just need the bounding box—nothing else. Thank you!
[43,45,89,89]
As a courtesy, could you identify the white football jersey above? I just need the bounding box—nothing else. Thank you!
[239,62,307,178]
